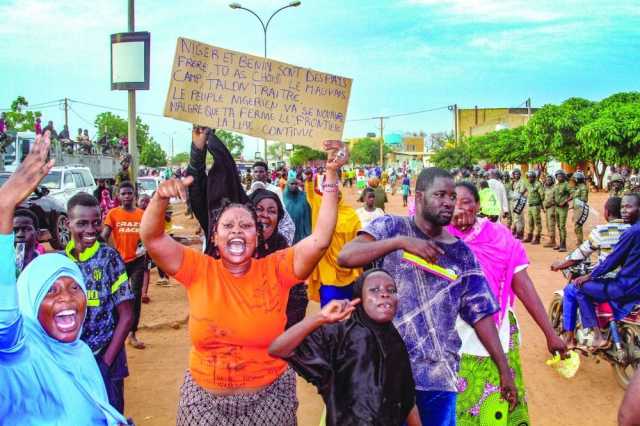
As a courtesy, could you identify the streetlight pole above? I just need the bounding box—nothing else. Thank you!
[229,1,301,164]
[127,0,138,182]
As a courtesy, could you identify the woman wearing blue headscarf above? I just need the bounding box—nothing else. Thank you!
[0,132,127,425]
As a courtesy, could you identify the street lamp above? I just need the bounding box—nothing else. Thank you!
[229,1,302,162]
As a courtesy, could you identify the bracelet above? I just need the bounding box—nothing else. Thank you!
[322,183,339,189]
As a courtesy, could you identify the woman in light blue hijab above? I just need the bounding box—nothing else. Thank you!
[0,131,127,425]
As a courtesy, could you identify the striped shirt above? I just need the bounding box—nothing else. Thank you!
[569,220,630,265]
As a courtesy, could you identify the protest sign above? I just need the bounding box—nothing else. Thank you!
[164,37,353,148]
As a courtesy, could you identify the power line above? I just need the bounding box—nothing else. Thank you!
[348,105,450,122]
[69,99,165,118]
[68,105,95,127]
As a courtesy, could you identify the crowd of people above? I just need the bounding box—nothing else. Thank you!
[0,113,128,157]
[2,129,640,426]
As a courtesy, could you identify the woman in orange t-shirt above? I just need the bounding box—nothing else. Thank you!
[141,141,349,425]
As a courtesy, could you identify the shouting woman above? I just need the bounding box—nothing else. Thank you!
[141,140,348,425]
[0,132,127,425]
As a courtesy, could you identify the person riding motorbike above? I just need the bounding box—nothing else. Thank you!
[553,194,640,349]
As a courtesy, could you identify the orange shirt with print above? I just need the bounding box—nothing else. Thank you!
[104,207,144,263]
[173,245,301,390]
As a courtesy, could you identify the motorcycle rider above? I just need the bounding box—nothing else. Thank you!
[557,194,640,349]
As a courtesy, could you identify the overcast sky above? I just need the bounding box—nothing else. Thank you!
[1,0,638,158]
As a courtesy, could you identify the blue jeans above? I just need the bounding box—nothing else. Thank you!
[319,284,353,307]
[414,390,457,426]
[563,280,637,330]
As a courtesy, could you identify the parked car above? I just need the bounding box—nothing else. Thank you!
[40,165,97,207]
[0,172,70,250]
[137,176,162,198]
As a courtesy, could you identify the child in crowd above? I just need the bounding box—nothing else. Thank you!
[13,209,40,274]
[100,188,118,221]
[64,193,134,413]
[401,174,411,207]
[101,181,146,350]
[355,187,385,228]
[269,269,420,426]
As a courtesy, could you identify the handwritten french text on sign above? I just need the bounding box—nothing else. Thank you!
[163,37,352,148]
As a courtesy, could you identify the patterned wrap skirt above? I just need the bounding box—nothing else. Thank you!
[456,311,530,426]
[177,368,298,426]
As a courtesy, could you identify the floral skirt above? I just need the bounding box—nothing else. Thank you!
[177,368,298,425]
[456,312,530,426]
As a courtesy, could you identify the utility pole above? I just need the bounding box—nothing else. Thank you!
[448,104,459,145]
[127,0,138,183]
[526,97,532,119]
[63,98,69,130]
[379,116,385,167]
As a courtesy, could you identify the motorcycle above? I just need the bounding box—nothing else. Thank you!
[548,262,640,388]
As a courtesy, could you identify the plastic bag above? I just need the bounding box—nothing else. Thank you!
[546,351,580,379]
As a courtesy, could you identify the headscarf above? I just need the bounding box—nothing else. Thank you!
[248,188,289,256]
[447,218,529,325]
[283,180,312,244]
[1,253,126,425]
[350,269,414,410]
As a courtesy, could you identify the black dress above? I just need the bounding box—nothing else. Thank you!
[286,309,415,426]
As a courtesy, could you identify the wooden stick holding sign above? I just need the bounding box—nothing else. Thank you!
[163,37,353,149]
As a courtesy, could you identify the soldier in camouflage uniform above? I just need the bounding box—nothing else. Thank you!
[553,170,571,252]
[609,173,625,198]
[523,170,544,244]
[509,169,526,239]
[572,171,589,246]
[543,175,557,248]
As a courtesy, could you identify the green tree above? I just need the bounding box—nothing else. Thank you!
[3,96,43,132]
[94,112,155,153]
[267,141,285,161]
[171,152,189,165]
[140,140,168,167]
[350,137,391,165]
[431,141,476,170]
[577,101,640,172]
[215,129,244,158]
[289,145,326,166]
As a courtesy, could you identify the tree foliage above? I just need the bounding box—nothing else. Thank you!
[140,140,168,167]
[431,141,476,170]
[289,145,326,167]
[3,96,42,131]
[216,129,244,158]
[350,137,392,165]
[94,112,155,153]
[171,152,190,165]
[444,91,640,188]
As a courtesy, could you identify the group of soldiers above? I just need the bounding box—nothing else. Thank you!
[506,168,588,252]
[459,167,635,253]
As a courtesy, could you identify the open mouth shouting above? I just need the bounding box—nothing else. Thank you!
[227,238,247,256]
[53,308,80,333]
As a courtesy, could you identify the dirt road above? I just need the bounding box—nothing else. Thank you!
[124,187,624,425]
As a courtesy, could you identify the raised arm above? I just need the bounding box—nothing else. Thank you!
[186,127,209,234]
[292,141,347,279]
[0,132,54,351]
[140,177,193,275]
